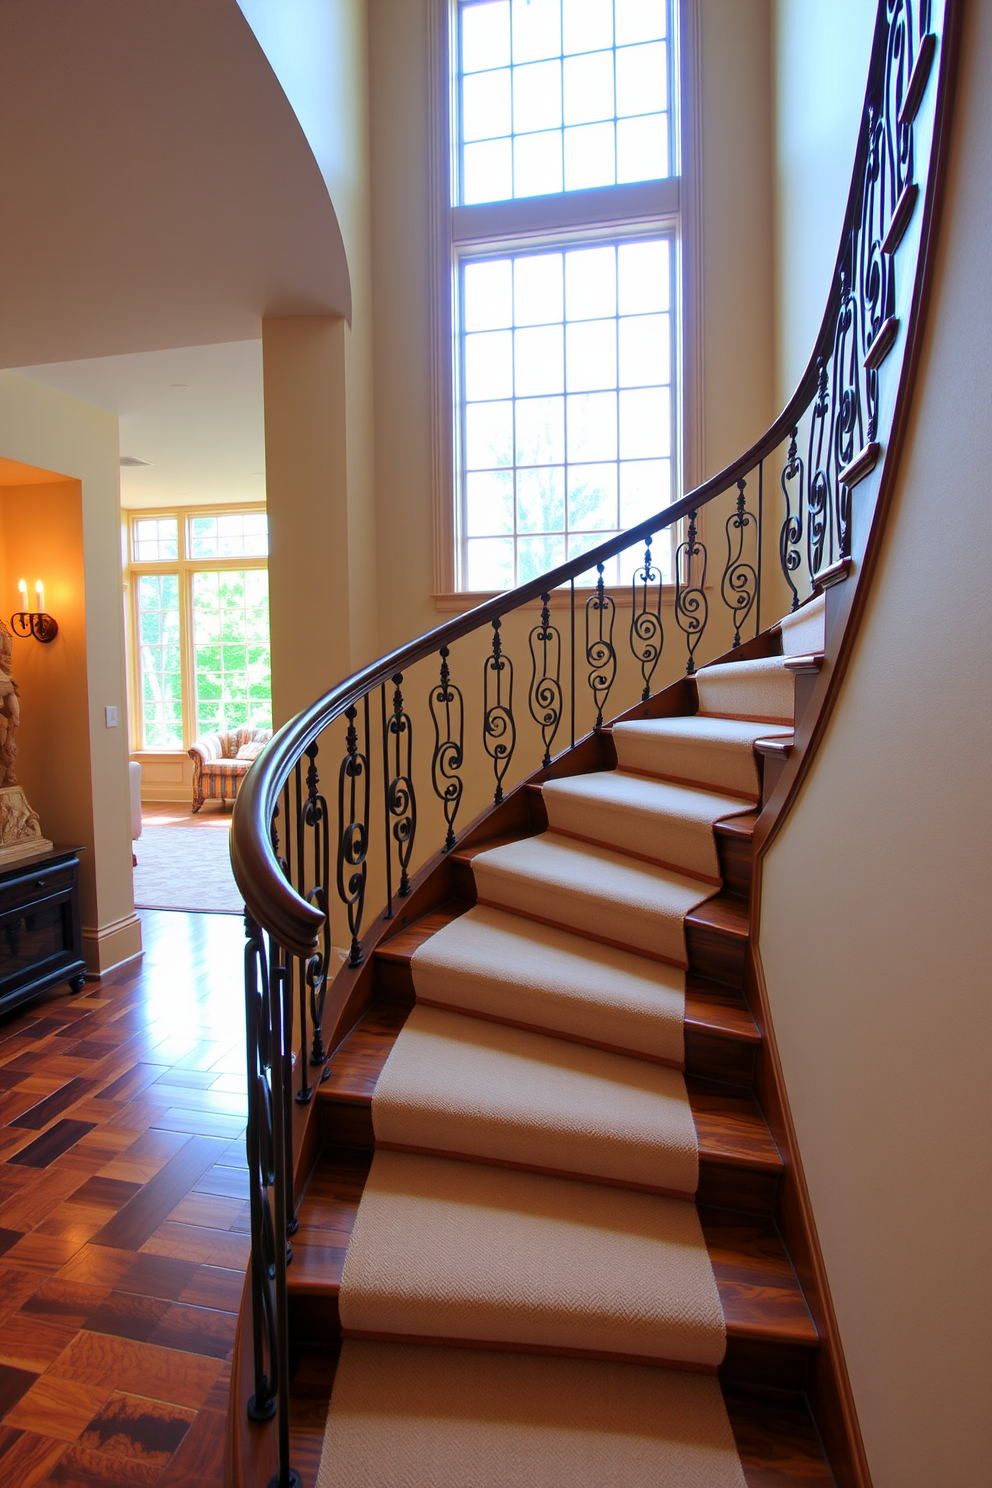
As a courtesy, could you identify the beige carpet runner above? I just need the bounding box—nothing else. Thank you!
[319,648,805,1488]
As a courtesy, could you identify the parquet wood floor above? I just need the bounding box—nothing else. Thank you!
[0,910,248,1488]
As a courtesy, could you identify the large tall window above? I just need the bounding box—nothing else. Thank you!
[450,0,679,591]
[126,508,272,751]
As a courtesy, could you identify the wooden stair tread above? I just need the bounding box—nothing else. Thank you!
[321,1003,410,1102]
[688,1083,783,1173]
[687,891,750,939]
[685,982,760,1043]
[714,811,758,839]
[376,904,467,963]
[320,1005,781,1179]
[289,1155,813,1353]
[701,1209,817,1347]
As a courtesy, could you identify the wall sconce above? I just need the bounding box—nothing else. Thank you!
[11,579,58,643]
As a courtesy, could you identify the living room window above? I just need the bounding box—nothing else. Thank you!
[447,0,681,593]
[125,508,273,751]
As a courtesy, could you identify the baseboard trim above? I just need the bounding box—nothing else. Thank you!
[81,912,144,975]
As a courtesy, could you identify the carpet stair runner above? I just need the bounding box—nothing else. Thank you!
[289,606,833,1485]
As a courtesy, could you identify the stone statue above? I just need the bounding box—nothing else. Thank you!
[0,619,51,863]
[0,620,21,785]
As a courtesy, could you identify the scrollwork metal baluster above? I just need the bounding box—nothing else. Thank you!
[675,510,708,674]
[245,912,277,1426]
[336,707,369,968]
[586,564,616,728]
[807,360,830,580]
[528,595,562,766]
[387,675,416,896]
[303,742,332,1075]
[483,618,515,804]
[244,912,300,1486]
[430,647,464,851]
[722,477,757,649]
[630,539,664,702]
[779,428,805,611]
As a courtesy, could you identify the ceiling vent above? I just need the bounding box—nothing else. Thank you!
[120,456,152,467]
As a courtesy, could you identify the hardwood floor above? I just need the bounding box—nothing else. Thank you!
[0,910,248,1488]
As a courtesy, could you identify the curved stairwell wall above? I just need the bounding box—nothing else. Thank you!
[759,3,992,1482]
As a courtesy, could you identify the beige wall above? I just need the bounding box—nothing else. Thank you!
[772,0,875,407]
[0,374,140,974]
[239,0,380,723]
[759,5,992,1483]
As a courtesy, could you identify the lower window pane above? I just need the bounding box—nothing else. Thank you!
[137,576,183,749]
[192,570,272,736]
[459,236,676,591]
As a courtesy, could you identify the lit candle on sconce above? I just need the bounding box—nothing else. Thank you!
[10,579,58,642]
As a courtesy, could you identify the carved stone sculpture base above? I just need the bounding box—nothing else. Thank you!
[0,785,53,864]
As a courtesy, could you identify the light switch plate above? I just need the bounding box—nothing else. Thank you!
[105,705,118,728]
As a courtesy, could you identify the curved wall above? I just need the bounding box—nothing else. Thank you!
[760,5,992,1482]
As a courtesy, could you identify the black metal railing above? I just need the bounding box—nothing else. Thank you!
[230,3,951,1482]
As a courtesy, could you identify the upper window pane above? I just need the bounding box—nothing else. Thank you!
[188,511,269,560]
[459,236,675,590]
[132,517,178,562]
[458,0,671,204]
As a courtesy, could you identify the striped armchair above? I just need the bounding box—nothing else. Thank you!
[188,726,272,812]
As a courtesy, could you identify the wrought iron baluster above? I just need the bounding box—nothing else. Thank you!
[831,272,862,563]
[379,684,393,919]
[779,427,805,611]
[722,477,757,649]
[807,360,830,580]
[585,564,616,729]
[292,763,306,1106]
[674,510,708,674]
[336,709,370,968]
[244,912,277,1427]
[629,539,664,702]
[304,742,332,1066]
[756,459,764,637]
[272,944,299,1486]
[387,674,416,896]
[483,618,515,804]
[528,595,562,767]
[430,646,464,851]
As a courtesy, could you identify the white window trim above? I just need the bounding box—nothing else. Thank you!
[123,503,271,754]
[428,0,704,610]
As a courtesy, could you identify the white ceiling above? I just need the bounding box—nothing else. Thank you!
[16,341,266,510]
[0,0,349,369]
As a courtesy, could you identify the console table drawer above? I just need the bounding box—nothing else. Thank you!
[2,860,76,910]
[0,847,86,1017]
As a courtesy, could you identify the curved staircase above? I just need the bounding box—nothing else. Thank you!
[286,602,833,1486]
[228,5,957,1480]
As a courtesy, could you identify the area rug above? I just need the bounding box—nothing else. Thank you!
[133,823,242,914]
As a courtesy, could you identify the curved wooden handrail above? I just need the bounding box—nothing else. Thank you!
[230,0,886,958]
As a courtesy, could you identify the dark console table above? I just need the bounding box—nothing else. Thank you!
[0,845,86,1019]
